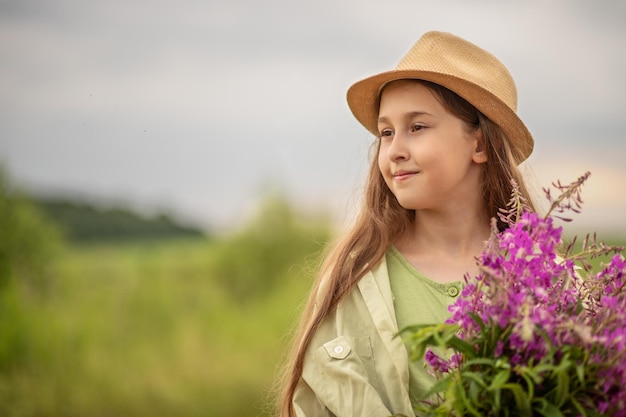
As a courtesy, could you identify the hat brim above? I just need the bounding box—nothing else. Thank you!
[347,69,534,163]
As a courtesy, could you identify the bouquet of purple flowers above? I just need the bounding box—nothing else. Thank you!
[402,172,626,416]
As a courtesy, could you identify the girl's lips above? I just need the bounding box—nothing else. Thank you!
[393,170,419,181]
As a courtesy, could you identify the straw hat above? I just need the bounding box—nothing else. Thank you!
[347,31,534,162]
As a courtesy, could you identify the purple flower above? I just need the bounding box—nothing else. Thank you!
[424,349,450,374]
[417,174,626,416]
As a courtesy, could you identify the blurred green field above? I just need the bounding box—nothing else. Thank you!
[1,236,323,417]
[0,180,332,417]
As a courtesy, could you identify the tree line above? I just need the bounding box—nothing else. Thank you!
[32,197,206,242]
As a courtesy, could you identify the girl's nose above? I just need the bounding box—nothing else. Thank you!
[387,134,409,161]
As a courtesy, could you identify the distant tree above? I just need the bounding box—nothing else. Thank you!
[0,168,63,293]
[212,192,331,303]
[33,198,206,242]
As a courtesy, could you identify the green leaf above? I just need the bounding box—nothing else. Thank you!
[517,365,543,385]
[456,380,482,417]
[502,383,531,416]
[461,371,488,388]
[493,384,502,411]
[519,371,535,399]
[463,357,497,368]
[488,369,511,390]
[431,329,444,347]
[397,323,436,335]
[398,323,461,360]
[531,363,557,378]
[552,370,570,407]
[533,398,565,417]
[575,363,585,386]
[553,355,572,373]
[423,374,453,397]
[468,379,480,404]
[446,336,477,358]
[570,397,588,417]
[545,402,565,417]
[403,331,439,360]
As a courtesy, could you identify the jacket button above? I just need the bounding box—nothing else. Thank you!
[447,286,460,297]
[333,345,344,354]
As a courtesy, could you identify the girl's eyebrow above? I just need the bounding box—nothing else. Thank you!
[377,111,433,125]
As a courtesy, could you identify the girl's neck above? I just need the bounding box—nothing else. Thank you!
[401,207,491,258]
[395,208,491,283]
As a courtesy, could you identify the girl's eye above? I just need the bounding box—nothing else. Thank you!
[411,124,425,132]
[379,129,393,138]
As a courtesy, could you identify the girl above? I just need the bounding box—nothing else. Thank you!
[278,31,537,417]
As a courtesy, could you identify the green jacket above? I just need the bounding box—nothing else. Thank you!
[293,255,415,417]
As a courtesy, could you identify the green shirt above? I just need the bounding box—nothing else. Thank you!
[386,245,463,408]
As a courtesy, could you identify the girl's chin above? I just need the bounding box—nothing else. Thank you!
[394,198,422,211]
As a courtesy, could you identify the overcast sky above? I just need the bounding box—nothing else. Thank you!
[1,0,625,234]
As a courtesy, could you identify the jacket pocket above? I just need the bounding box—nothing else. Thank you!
[302,335,388,417]
[322,337,352,359]
[349,335,381,391]
[320,335,380,388]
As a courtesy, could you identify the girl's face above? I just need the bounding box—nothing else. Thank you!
[377,80,487,213]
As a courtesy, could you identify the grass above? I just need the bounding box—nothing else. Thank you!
[0,237,316,417]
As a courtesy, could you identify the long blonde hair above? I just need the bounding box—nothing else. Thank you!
[277,80,536,417]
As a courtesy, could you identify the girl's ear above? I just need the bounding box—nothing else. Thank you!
[472,128,488,164]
